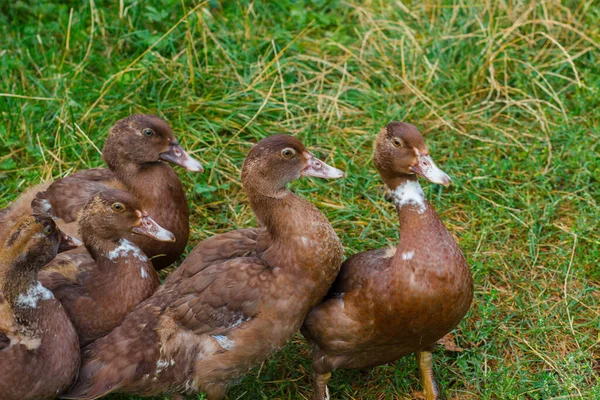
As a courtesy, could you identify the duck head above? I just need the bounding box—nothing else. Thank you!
[242,134,344,197]
[78,190,176,249]
[1,215,80,289]
[103,114,203,172]
[374,122,450,189]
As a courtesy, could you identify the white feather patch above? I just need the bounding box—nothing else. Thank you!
[108,239,148,262]
[16,281,54,308]
[156,358,175,373]
[213,335,235,350]
[39,199,52,213]
[393,181,426,214]
[402,250,415,260]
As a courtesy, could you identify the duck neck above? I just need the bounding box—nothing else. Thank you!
[112,159,167,191]
[2,263,37,307]
[111,159,143,184]
[82,230,115,262]
[248,188,339,260]
[83,235,148,270]
[248,188,304,239]
[389,176,430,224]
[103,143,139,181]
[79,216,126,263]
[104,143,175,192]
[389,177,462,271]
[1,257,50,319]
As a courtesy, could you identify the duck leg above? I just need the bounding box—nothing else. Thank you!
[416,351,442,400]
[312,372,332,400]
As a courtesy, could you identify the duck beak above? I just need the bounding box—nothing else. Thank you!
[57,230,82,252]
[132,210,176,242]
[410,153,451,186]
[301,152,345,179]
[160,141,204,173]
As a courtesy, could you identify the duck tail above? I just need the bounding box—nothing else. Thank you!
[31,187,55,217]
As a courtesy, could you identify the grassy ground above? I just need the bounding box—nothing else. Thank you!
[1,0,599,399]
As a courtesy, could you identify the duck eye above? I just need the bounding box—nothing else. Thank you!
[111,203,125,212]
[43,225,53,235]
[281,148,296,159]
[392,137,403,148]
[142,128,154,137]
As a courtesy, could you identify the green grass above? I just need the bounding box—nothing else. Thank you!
[1,0,599,398]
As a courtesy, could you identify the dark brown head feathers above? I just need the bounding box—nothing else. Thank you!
[384,122,428,151]
[0,216,62,295]
[242,134,310,196]
[102,114,177,168]
[78,189,144,244]
[374,122,427,188]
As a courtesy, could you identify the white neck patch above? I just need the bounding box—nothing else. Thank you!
[108,239,148,263]
[393,181,426,214]
[16,281,54,308]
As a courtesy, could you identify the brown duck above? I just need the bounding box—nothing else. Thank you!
[0,215,81,400]
[39,189,175,347]
[62,134,345,400]
[301,122,473,400]
[1,114,202,270]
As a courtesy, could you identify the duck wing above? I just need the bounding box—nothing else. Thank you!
[165,227,261,283]
[39,251,92,294]
[167,255,265,335]
[328,247,394,296]
[32,168,126,223]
